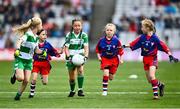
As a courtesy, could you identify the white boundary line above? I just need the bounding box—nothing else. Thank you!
[0,91,180,94]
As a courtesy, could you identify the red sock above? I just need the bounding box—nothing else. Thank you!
[151,79,159,96]
[102,76,109,91]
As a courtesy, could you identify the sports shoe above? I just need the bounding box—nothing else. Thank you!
[10,73,16,84]
[14,93,21,101]
[78,90,85,97]
[68,91,75,97]
[102,91,107,96]
[153,96,159,100]
[29,94,34,98]
[159,83,165,97]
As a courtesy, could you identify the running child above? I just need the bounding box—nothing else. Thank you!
[10,17,47,100]
[64,18,89,97]
[95,23,124,96]
[29,29,63,98]
[123,19,179,99]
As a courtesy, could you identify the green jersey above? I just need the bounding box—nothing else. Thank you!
[18,30,38,60]
[65,31,88,56]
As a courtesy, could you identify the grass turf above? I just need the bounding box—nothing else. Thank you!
[0,60,180,108]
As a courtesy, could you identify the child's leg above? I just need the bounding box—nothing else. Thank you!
[102,68,109,95]
[15,70,31,100]
[77,66,84,90]
[29,72,38,98]
[68,68,77,97]
[77,65,85,96]
[42,75,48,85]
[148,66,159,98]
[15,69,24,82]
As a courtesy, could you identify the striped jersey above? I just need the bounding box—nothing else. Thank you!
[65,31,88,56]
[18,30,38,60]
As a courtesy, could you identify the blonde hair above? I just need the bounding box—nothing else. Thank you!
[12,17,42,36]
[141,19,155,32]
[104,23,116,33]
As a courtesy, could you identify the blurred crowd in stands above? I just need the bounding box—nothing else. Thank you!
[0,0,93,48]
[113,0,180,34]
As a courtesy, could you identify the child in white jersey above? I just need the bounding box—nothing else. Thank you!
[10,17,47,100]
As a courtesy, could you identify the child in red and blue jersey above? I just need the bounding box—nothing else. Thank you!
[29,29,63,98]
[96,23,124,96]
[123,19,178,99]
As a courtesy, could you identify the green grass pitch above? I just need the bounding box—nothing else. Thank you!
[0,60,180,108]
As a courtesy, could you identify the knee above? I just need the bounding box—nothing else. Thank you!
[23,79,29,84]
[16,77,24,82]
[31,80,36,84]
[42,80,48,85]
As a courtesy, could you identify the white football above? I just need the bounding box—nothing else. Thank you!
[72,54,85,66]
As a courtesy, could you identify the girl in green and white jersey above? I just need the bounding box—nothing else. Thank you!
[64,19,89,97]
[10,17,47,100]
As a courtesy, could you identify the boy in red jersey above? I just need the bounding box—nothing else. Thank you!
[123,19,178,99]
[96,23,124,96]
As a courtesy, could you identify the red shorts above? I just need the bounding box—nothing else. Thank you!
[32,61,51,75]
[143,56,158,71]
[100,57,119,74]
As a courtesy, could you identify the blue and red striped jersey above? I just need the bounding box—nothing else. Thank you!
[33,41,60,61]
[130,33,170,56]
[96,35,124,58]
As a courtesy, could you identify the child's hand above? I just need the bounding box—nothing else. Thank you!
[98,57,102,62]
[169,55,179,63]
[14,49,20,57]
[119,59,124,64]
[58,48,63,54]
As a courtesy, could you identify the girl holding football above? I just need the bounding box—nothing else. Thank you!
[123,19,178,99]
[29,29,63,98]
[95,23,124,96]
[64,18,89,97]
[10,17,47,100]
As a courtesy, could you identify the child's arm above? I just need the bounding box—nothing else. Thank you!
[84,45,89,61]
[157,40,179,63]
[95,40,102,61]
[117,40,124,64]
[122,36,141,50]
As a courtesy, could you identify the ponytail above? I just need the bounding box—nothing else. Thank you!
[12,17,42,36]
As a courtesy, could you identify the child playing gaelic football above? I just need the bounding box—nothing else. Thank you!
[10,17,47,100]
[123,19,179,99]
[64,18,89,97]
[29,29,63,98]
[96,23,124,96]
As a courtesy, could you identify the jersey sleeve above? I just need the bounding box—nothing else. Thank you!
[129,36,141,51]
[95,39,102,53]
[83,33,89,46]
[118,40,124,56]
[156,38,170,54]
[47,42,60,57]
[64,32,70,47]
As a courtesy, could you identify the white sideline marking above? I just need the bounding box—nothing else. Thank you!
[0,91,180,94]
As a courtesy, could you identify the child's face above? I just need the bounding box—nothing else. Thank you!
[105,26,115,37]
[73,21,82,34]
[141,24,149,34]
[39,30,47,42]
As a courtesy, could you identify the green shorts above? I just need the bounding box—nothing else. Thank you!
[14,57,33,71]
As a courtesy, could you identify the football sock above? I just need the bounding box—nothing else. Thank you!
[77,75,84,90]
[30,82,36,96]
[151,79,159,96]
[102,76,109,92]
[70,80,75,92]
